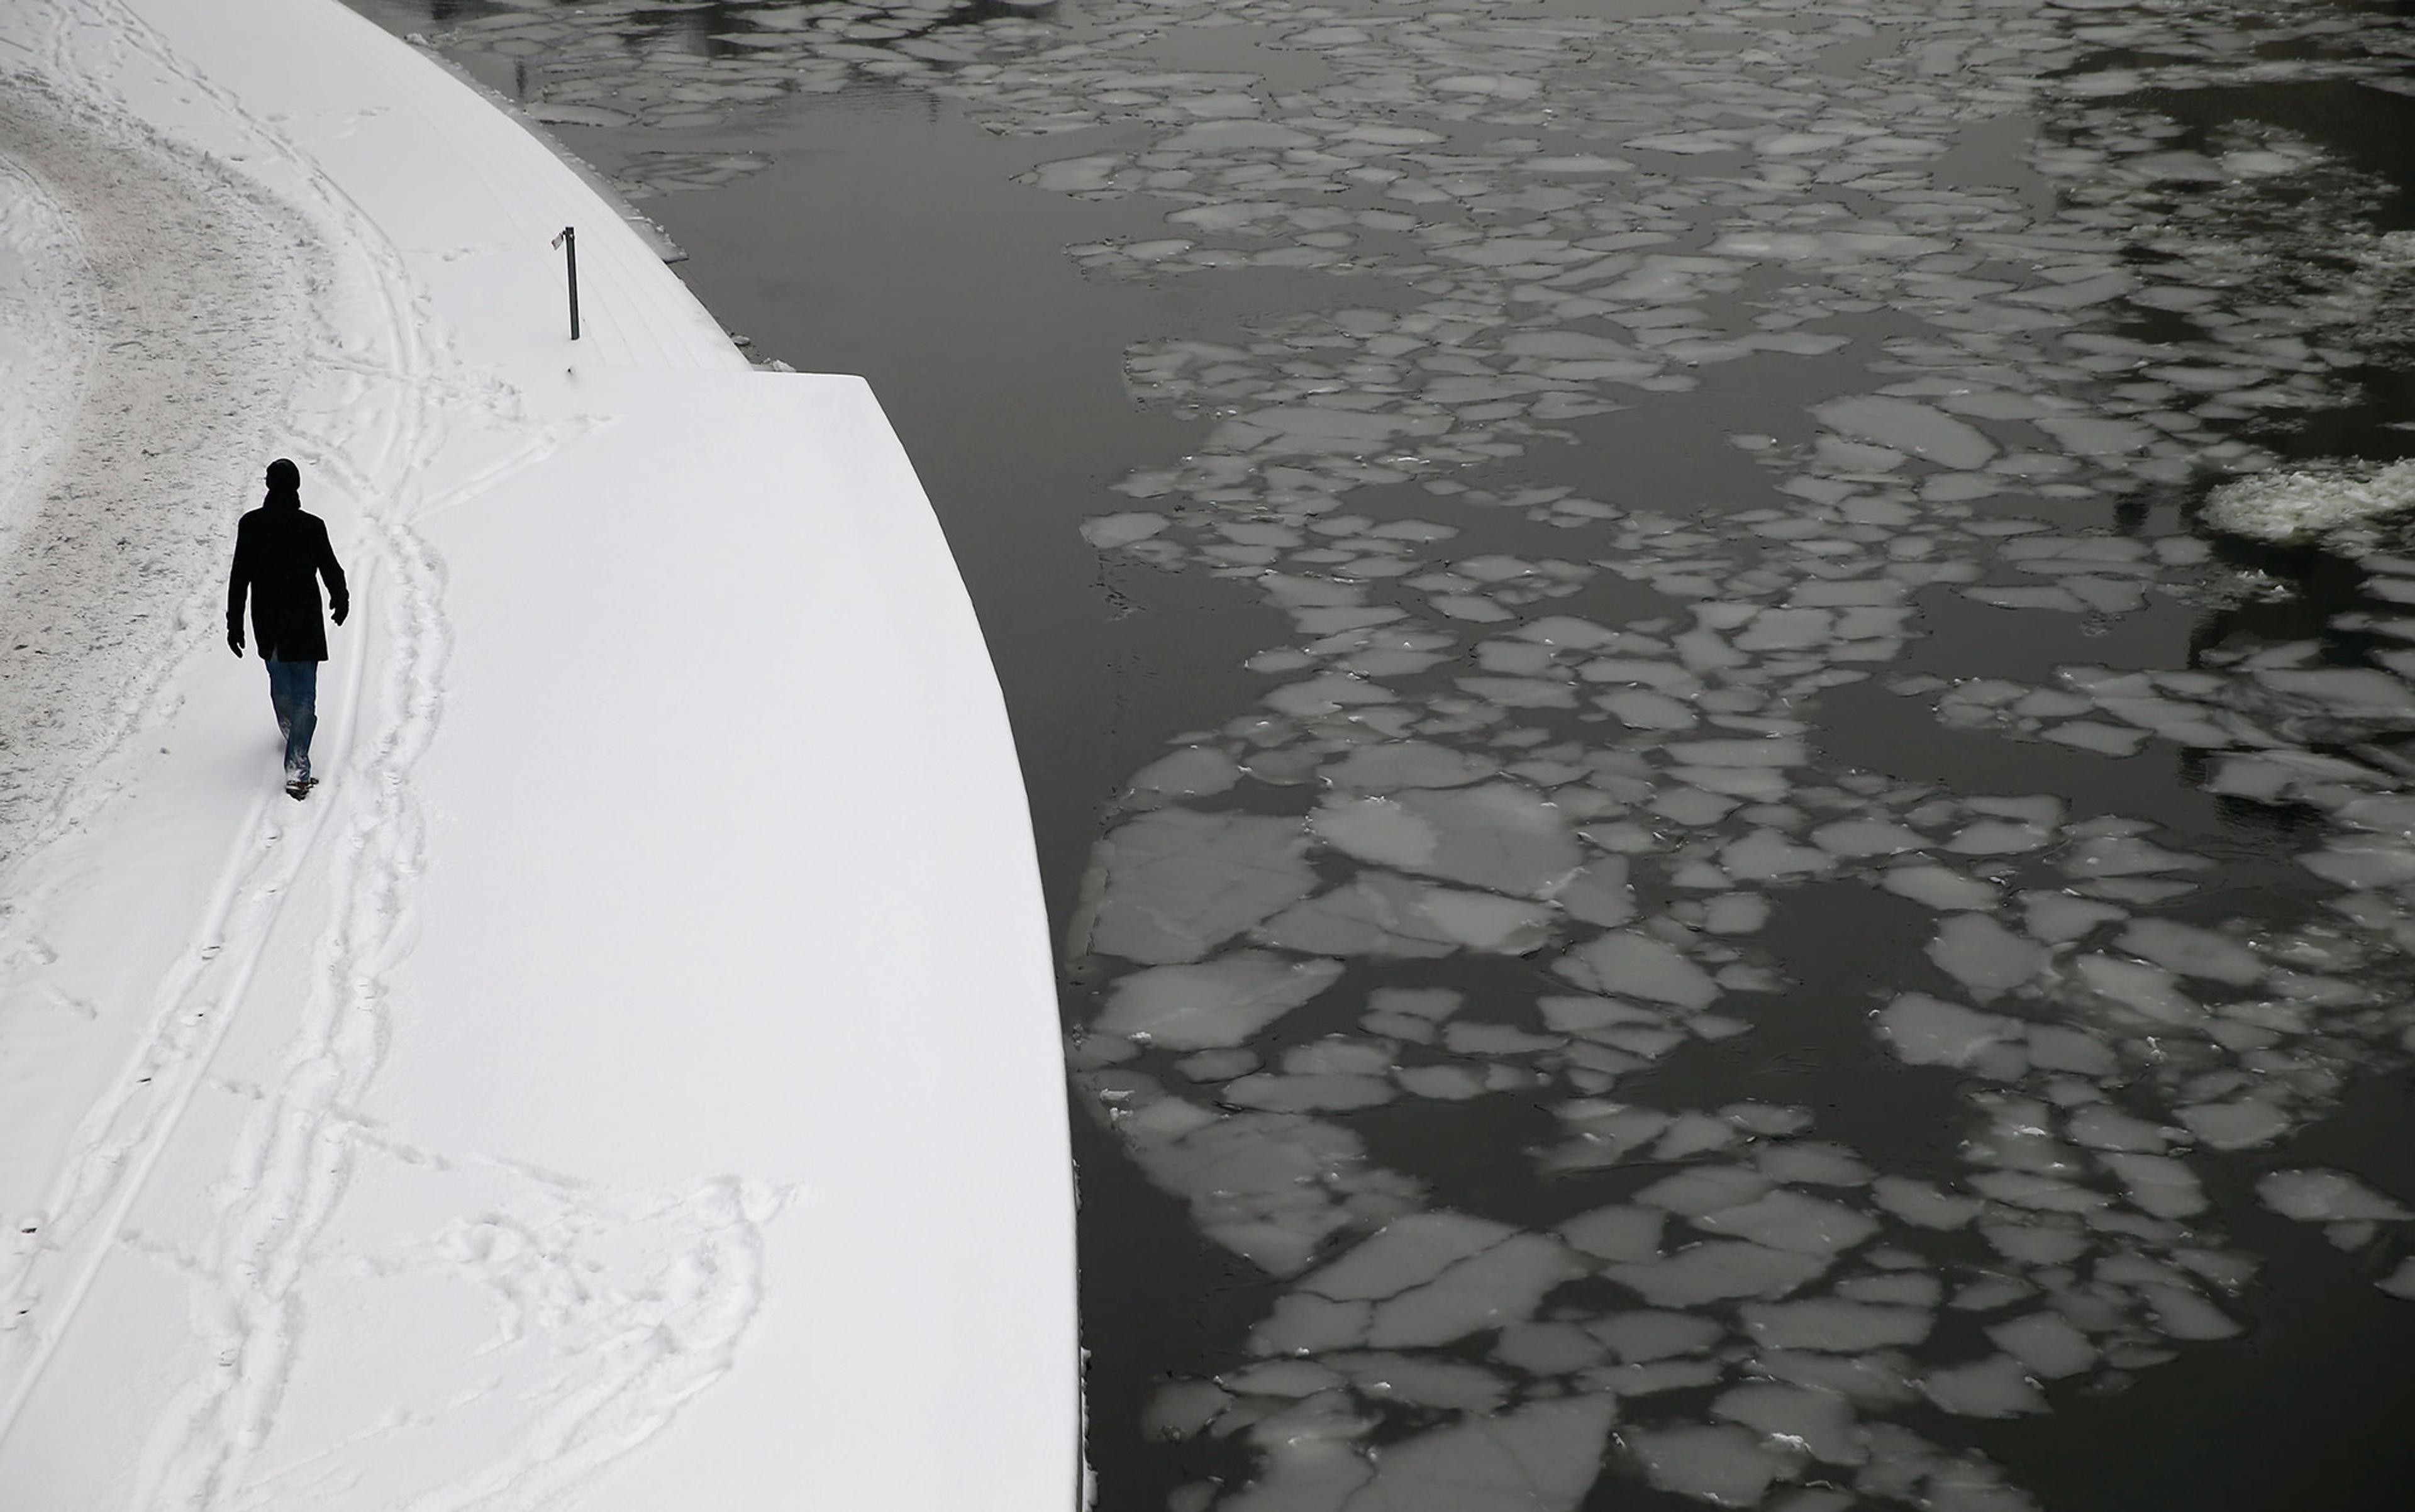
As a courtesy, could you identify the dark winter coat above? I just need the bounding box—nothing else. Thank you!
[227,495,347,662]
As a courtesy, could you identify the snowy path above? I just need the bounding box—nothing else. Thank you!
[0,79,316,865]
[0,2,1077,1508]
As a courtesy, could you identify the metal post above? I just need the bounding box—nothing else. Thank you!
[550,226,580,340]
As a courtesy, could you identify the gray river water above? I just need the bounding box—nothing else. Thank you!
[352,1,2415,1506]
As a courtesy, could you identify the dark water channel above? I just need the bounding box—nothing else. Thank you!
[350,1,2415,1507]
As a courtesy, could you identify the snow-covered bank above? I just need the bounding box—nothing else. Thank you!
[0,2,1077,1508]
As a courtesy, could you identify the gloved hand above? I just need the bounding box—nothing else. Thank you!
[228,626,243,657]
[332,601,348,626]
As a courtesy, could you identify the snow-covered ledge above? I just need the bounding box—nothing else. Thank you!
[0,2,1078,1507]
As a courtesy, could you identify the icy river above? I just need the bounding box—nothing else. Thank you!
[352,0,2414,1506]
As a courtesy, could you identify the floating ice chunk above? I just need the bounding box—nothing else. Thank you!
[1985,1313,2096,1378]
[1875,994,2020,1068]
[1261,876,1450,959]
[1373,986,1463,1023]
[1755,1144,1874,1188]
[1434,72,1543,99]
[1178,1048,1259,1083]
[1263,872,1552,957]
[1713,1382,1865,1465]
[2098,1152,2206,1218]
[2176,1099,2289,1150]
[1539,996,1667,1033]
[2062,836,2207,879]
[1562,931,1719,1008]
[1813,396,1998,470]
[1626,130,1750,155]
[1609,1241,1829,1307]
[2254,669,2415,728]
[1669,738,1807,769]
[2045,721,2148,757]
[2136,1284,2239,1340]
[1973,1170,2108,1215]
[1506,330,1646,362]
[1557,860,1638,928]
[1919,1356,2045,1418]
[2022,892,2124,943]
[1161,119,1319,152]
[1657,1113,1741,1159]
[1459,676,1577,709]
[1592,1310,1723,1364]
[1266,673,1397,718]
[1084,511,1170,547]
[1720,830,1835,881]
[1624,1424,1788,1508]
[1222,1072,1397,1113]
[1496,1321,1604,1376]
[1312,784,1579,896]
[2301,839,2415,889]
[1089,810,1318,963]
[1705,895,1771,935]
[2202,459,2415,543]
[1812,820,1928,857]
[1221,1427,1372,1512]
[1946,821,2050,855]
[2379,1259,2415,1301]
[1882,867,1999,911]
[1396,1065,1489,1100]
[1365,1233,1586,1348]
[1872,1176,1984,1230]
[1311,794,1440,872]
[1638,1166,1775,1216]
[1545,1103,1677,1170]
[1735,609,1836,652]
[2063,1105,2168,1152]
[1751,1351,1915,1408]
[1926,915,2048,999]
[1422,887,1558,952]
[1597,689,1700,730]
[1742,1299,1932,1351]
[1129,747,1243,802]
[1348,1396,1616,1512]
[1222,1360,1347,1399]
[2071,955,2199,1024]
[1694,1191,1879,1256]
[1098,953,1345,1048]
[1562,1205,1665,1263]
[2257,1169,2411,1222]
[1145,1379,1234,1439]
[1308,1213,1516,1302]
[1325,742,1500,790]
[1139,1111,1390,1276]
[2035,416,2155,456]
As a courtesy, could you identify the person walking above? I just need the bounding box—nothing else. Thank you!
[227,457,348,799]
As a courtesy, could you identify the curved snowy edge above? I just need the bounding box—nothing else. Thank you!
[401,38,692,265]
[0,0,1082,1507]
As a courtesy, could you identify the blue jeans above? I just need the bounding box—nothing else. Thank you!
[265,659,318,780]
